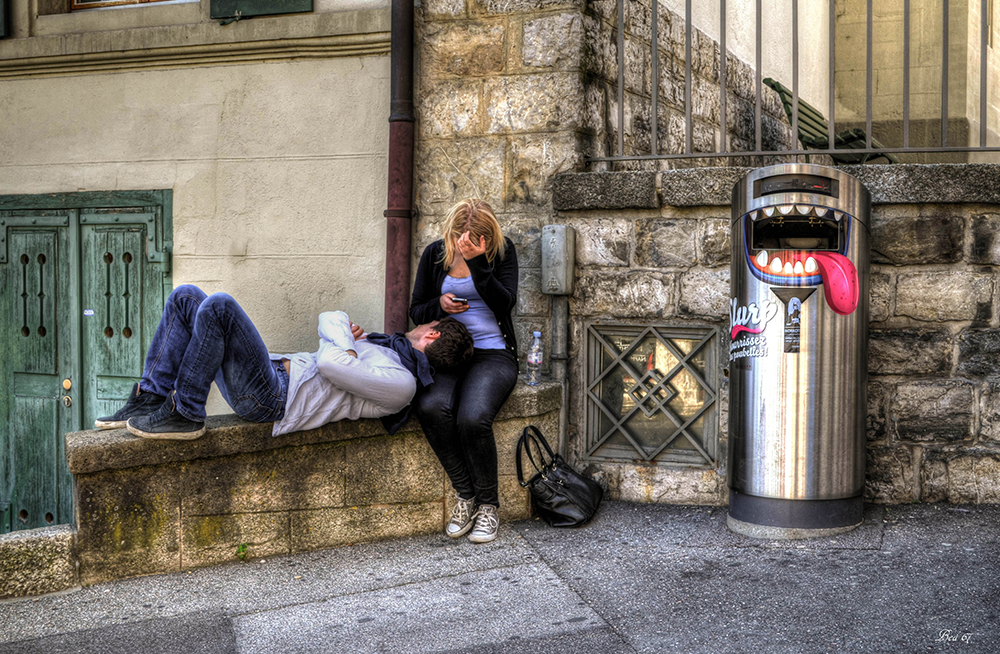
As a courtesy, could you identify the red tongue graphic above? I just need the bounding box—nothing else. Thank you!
[811,252,859,315]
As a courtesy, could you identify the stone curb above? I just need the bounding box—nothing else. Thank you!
[553,164,1000,210]
[0,525,78,600]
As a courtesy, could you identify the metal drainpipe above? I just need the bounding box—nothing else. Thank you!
[383,0,415,334]
[541,225,575,457]
[551,296,570,456]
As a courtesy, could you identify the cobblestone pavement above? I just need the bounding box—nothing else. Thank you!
[1,501,997,653]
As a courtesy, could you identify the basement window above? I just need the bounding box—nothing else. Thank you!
[585,323,719,467]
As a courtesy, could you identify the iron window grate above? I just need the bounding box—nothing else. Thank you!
[585,323,719,467]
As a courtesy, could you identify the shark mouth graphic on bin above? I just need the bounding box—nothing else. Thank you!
[742,209,860,316]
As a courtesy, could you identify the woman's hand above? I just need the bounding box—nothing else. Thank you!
[456,231,487,260]
[439,293,469,314]
[350,322,366,341]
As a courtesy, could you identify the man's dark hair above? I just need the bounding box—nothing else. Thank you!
[424,318,474,371]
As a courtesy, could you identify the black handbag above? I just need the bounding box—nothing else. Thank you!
[516,425,603,528]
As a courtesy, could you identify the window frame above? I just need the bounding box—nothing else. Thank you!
[70,0,178,11]
[584,322,720,468]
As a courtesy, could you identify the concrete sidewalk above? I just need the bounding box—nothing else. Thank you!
[1,501,997,653]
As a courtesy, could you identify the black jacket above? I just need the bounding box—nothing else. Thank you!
[409,238,519,365]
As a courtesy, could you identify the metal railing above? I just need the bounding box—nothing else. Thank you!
[589,0,1000,165]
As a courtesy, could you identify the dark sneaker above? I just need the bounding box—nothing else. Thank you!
[126,392,205,441]
[446,495,477,538]
[94,384,166,430]
[468,504,499,544]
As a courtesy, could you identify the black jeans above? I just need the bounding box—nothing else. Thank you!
[414,349,518,508]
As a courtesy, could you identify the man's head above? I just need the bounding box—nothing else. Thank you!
[406,318,474,371]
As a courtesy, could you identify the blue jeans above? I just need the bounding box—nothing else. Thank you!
[140,285,288,423]
[414,349,518,508]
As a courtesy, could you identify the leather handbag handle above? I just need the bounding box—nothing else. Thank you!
[523,424,555,461]
[516,425,554,486]
[516,431,534,486]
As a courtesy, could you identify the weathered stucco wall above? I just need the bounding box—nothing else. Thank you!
[553,164,1000,506]
[0,6,392,370]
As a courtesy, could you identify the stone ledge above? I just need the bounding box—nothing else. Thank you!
[67,381,561,475]
[553,164,1000,210]
[50,381,563,590]
[551,171,658,210]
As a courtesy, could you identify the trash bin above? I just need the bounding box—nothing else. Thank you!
[727,163,870,539]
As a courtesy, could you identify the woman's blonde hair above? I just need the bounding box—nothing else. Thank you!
[439,199,506,269]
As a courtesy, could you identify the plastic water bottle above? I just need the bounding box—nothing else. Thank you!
[526,331,543,385]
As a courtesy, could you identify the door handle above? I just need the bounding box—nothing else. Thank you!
[63,379,72,390]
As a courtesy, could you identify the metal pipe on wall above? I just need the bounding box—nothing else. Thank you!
[383,0,415,334]
[551,296,569,456]
[541,225,576,457]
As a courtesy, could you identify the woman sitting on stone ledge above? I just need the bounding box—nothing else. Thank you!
[409,198,519,545]
[94,285,473,440]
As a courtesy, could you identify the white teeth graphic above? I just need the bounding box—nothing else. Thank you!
[756,250,769,267]
[778,205,794,215]
[749,211,758,221]
[796,205,810,215]
[814,207,828,217]
[834,212,844,222]
[793,261,804,274]
[805,257,818,273]
[763,206,775,217]
[783,262,793,274]
[770,257,783,273]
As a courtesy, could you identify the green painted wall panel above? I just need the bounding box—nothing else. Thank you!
[9,230,58,375]
[10,397,59,530]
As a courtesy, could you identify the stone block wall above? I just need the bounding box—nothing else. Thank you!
[53,382,559,589]
[413,0,799,363]
[584,0,795,168]
[412,3,998,507]
[553,164,1000,506]
[415,0,592,360]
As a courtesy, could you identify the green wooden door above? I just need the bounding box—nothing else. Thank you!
[0,197,171,534]
[0,211,75,533]
[80,209,169,430]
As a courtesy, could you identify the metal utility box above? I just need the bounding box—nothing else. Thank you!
[541,225,576,295]
[728,164,871,539]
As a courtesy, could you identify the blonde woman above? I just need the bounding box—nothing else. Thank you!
[409,199,519,544]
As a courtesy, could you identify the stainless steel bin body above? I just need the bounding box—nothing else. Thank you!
[728,164,871,538]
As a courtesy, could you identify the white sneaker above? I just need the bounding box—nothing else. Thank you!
[446,496,477,538]
[467,505,499,544]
